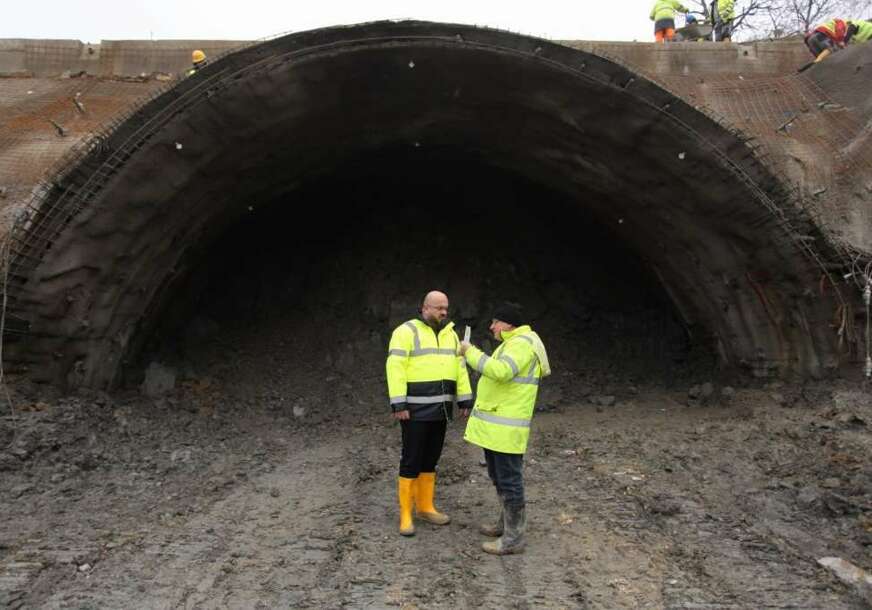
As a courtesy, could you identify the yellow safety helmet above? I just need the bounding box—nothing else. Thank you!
[192,49,206,64]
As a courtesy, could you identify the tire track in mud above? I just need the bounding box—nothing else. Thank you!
[296,422,493,608]
[293,420,589,609]
[26,435,354,608]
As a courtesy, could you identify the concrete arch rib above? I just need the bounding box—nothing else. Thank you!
[5,21,844,388]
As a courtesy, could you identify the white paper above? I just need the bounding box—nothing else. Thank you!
[463,326,471,343]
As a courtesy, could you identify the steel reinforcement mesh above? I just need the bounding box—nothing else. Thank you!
[0,76,167,231]
[650,69,872,279]
[0,76,171,337]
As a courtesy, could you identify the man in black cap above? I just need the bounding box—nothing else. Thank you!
[459,302,550,555]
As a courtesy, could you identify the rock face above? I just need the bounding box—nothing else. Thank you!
[817,557,872,602]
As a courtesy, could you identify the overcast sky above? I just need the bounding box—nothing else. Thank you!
[5,0,659,43]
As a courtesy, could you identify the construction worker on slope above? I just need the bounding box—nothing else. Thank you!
[805,18,872,63]
[459,302,551,555]
[713,0,735,41]
[650,0,690,42]
[386,291,474,537]
[187,49,207,76]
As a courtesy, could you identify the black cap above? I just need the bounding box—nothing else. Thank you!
[492,302,524,327]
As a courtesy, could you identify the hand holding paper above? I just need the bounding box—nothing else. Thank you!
[460,325,472,355]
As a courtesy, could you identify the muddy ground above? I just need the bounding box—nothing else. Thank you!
[2,165,871,607]
[1,356,871,609]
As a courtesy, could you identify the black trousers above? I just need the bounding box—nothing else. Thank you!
[806,31,836,57]
[484,448,525,505]
[399,420,447,478]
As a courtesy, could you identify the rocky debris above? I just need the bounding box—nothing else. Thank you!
[687,382,715,405]
[141,362,177,397]
[575,385,594,399]
[0,452,18,471]
[687,381,715,400]
[770,392,788,407]
[642,494,682,516]
[171,448,193,464]
[685,382,742,406]
[10,484,33,498]
[8,428,43,461]
[590,395,616,407]
[817,557,872,602]
[797,485,823,508]
[763,381,818,408]
[831,390,872,411]
[796,481,868,517]
[536,383,565,411]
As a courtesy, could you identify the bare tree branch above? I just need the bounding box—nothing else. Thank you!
[738,0,872,39]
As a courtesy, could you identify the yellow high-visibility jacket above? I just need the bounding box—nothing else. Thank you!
[463,325,544,454]
[386,319,473,421]
[849,19,872,43]
[650,0,688,22]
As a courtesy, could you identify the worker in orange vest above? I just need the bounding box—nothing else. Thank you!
[805,18,872,63]
[650,0,690,42]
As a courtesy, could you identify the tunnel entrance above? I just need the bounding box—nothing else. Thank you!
[6,21,845,388]
[132,150,708,404]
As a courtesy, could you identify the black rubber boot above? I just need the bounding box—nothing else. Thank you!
[482,501,525,555]
[479,493,504,538]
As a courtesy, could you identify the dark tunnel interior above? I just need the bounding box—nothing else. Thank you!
[130,149,715,402]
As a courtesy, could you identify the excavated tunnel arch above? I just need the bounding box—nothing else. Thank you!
[5,21,846,389]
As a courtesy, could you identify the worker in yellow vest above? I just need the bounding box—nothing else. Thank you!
[713,0,735,42]
[459,302,550,555]
[187,49,207,76]
[386,291,474,536]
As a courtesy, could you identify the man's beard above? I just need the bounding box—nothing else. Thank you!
[425,317,447,331]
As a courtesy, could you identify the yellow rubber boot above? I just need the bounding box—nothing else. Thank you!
[397,477,416,536]
[415,472,450,525]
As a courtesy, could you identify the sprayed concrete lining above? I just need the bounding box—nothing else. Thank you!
[1,21,866,388]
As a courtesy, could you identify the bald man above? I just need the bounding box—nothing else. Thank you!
[386,291,474,536]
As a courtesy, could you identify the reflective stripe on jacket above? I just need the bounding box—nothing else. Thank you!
[462,325,544,454]
[650,0,688,22]
[815,19,849,44]
[386,319,474,421]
